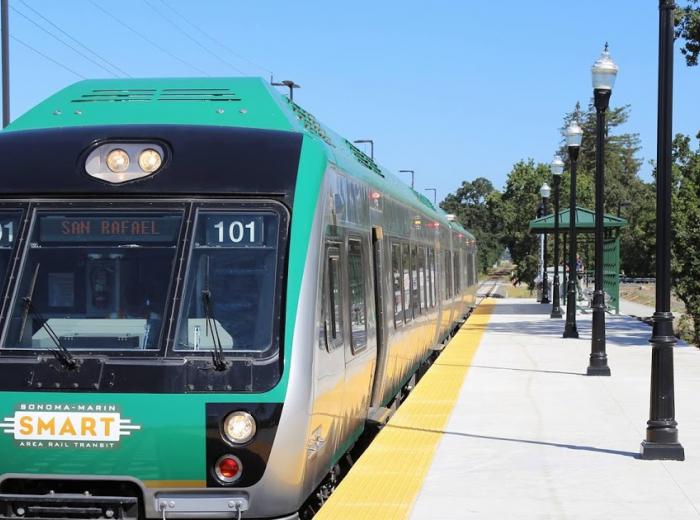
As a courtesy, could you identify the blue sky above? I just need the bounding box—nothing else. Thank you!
[2,0,699,202]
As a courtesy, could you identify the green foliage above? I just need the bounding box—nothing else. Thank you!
[556,102,654,276]
[676,0,700,66]
[671,133,700,344]
[442,104,653,288]
[440,177,501,273]
[495,160,552,287]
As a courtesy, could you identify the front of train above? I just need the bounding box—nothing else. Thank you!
[0,79,327,519]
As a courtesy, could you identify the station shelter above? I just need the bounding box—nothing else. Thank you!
[529,207,627,314]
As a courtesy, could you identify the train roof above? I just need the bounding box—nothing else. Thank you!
[5,77,475,241]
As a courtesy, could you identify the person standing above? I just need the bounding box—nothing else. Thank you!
[576,255,585,300]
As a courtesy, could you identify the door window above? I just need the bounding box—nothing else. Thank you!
[391,243,403,328]
[348,238,367,352]
[324,246,344,350]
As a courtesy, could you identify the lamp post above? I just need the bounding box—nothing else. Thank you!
[587,44,617,377]
[400,169,415,189]
[617,200,631,218]
[550,156,564,318]
[353,139,374,160]
[424,188,437,205]
[563,120,583,338]
[540,183,551,304]
[640,0,684,461]
[271,79,301,101]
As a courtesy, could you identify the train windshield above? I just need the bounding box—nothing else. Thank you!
[3,210,183,351]
[174,210,280,355]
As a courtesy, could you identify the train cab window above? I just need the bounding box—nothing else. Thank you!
[410,245,421,316]
[391,243,403,328]
[347,238,367,353]
[0,210,22,297]
[175,210,281,355]
[320,245,344,350]
[402,243,412,323]
[419,247,427,312]
[4,210,183,351]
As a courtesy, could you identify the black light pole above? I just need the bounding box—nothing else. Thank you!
[540,183,551,304]
[640,0,684,461]
[617,200,631,218]
[1,0,9,128]
[550,156,564,318]
[271,79,301,101]
[587,44,618,377]
[563,120,583,338]
[400,169,415,189]
[353,139,374,160]
[424,188,437,205]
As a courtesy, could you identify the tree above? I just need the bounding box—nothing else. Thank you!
[556,102,654,276]
[440,177,501,273]
[495,160,552,287]
[676,0,700,66]
[672,133,700,344]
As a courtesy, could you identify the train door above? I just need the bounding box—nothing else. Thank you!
[369,226,388,408]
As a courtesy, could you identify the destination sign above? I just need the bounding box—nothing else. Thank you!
[0,216,19,248]
[39,214,181,244]
[204,214,266,247]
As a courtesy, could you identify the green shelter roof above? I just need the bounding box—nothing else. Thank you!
[529,206,627,234]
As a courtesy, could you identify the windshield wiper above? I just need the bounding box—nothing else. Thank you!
[202,255,227,371]
[21,264,77,370]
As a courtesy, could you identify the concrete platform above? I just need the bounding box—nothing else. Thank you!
[410,298,700,519]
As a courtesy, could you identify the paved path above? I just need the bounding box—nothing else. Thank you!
[619,297,656,318]
[410,298,699,519]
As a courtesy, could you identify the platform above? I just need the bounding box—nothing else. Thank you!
[316,296,700,519]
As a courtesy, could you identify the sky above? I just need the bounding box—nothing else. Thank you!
[1,0,699,203]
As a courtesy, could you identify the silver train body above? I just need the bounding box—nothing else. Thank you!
[249,165,478,518]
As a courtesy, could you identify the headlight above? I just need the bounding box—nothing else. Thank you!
[223,411,256,444]
[138,148,162,173]
[106,148,130,173]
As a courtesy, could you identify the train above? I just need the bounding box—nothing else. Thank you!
[0,77,478,519]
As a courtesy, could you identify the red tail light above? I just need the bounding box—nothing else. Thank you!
[215,455,242,483]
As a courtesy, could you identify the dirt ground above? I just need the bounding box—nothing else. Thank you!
[619,283,685,314]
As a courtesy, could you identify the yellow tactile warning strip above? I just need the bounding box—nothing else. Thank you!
[315,299,495,520]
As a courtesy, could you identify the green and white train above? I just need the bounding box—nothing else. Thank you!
[0,78,478,519]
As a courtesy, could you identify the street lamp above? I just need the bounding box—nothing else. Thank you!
[550,156,564,318]
[563,119,583,338]
[271,79,301,101]
[588,43,617,377]
[353,139,374,160]
[540,183,551,304]
[640,0,684,461]
[424,188,437,205]
[400,169,415,189]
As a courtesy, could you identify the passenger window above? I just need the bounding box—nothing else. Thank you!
[428,247,435,307]
[419,247,427,312]
[444,251,453,300]
[324,246,343,350]
[391,243,403,328]
[402,244,412,322]
[453,252,461,295]
[347,238,367,353]
[411,245,420,316]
